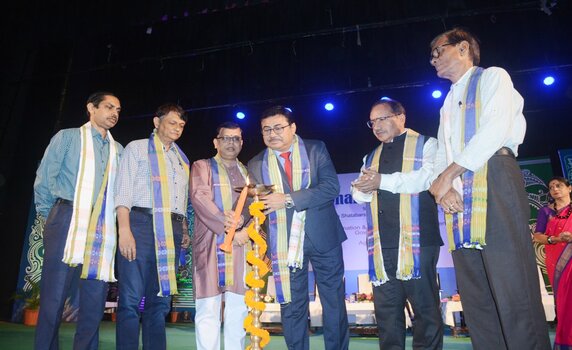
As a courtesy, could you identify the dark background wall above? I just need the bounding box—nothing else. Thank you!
[1,0,571,319]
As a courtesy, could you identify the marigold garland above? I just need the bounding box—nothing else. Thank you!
[244,201,271,349]
[243,313,270,348]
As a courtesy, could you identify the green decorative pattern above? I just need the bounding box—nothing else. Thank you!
[25,214,45,290]
[173,204,195,310]
[519,159,554,293]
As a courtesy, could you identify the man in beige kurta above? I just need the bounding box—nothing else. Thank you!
[191,122,249,350]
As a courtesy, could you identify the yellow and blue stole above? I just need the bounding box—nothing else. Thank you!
[81,157,116,281]
[210,155,248,288]
[148,132,190,296]
[365,129,424,284]
[444,67,488,250]
[262,135,311,303]
[64,122,118,282]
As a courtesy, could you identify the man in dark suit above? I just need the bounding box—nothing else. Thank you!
[248,106,349,350]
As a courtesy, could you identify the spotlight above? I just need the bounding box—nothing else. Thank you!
[324,103,334,111]
[380,96,391,101]
[543,76,555,86]
[285,107,293,113]
[432,90,442,99]
[236,112,246,120]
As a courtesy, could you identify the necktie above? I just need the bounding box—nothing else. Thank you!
[280,152,292,189]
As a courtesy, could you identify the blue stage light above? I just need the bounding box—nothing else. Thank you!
[543,76,555,86]
[380,96,391,101]
[432,90,442,99]
[285,107,293,112]
[236,112,246,119]
[324,103,334,111]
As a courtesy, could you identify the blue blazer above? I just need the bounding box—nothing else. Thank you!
[247,138,347,253]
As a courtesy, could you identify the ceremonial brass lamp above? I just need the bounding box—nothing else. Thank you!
[221,184,273,349]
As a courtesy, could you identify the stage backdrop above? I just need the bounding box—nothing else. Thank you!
[558,148,572,181]
[519,157,554,291]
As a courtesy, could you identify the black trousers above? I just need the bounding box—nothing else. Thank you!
[452,154,551,350]
[35,201,108,350]
[373,245,443,350]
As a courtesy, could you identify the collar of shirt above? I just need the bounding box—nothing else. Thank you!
[91,126,110,144]
[451,66,476,90]
[273,144,294,168]
[220,158,240,168]
[160,142,179,153]
[272,144,294,158]
[384,130,407,144]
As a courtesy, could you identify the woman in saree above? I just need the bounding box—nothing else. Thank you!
[533,176,572,349]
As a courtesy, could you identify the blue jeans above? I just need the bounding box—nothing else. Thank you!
[116,210,183,350]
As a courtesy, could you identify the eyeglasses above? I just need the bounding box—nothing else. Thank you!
[366,114,400,128]
[216,136,242,144]
[430,42,456,61]
[262,123,292,136]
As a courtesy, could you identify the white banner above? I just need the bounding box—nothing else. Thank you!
[335,172,453,272]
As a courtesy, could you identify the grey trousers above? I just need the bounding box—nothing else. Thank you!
[452,154,551,350]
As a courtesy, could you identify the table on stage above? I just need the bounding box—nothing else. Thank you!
[259,302,281,324]
[260,301,412,328]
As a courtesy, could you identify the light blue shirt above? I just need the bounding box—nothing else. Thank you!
[34,127,124,218]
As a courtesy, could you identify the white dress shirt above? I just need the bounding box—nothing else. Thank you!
[351,130,438,203]
[433,66,526,177]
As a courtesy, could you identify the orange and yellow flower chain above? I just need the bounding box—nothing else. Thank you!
[243,201,271,349]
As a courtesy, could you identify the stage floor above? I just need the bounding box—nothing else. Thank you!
[0,321,555,349]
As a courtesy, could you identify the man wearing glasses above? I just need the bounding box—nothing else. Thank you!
[351,98,443,350]
[190,121,250,350]
[248,106,349,350]
[429,28,550,349]
[114,103,191,350]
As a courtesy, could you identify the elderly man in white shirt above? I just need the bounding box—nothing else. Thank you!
[428,27,550,350]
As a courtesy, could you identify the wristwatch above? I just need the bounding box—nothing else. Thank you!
[284,194,295,209]
[547,236,554,245]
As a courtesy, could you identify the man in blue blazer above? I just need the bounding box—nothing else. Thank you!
[248,106,349,350]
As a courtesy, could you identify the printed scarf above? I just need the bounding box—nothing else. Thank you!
[262,135,311,303]
[443,67,488,250]
[63,121,118,282]
[210,155,248,288]
[365,129,424,285]
[148,132,190,296]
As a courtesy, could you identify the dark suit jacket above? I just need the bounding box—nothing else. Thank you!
[248,138,347,253]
